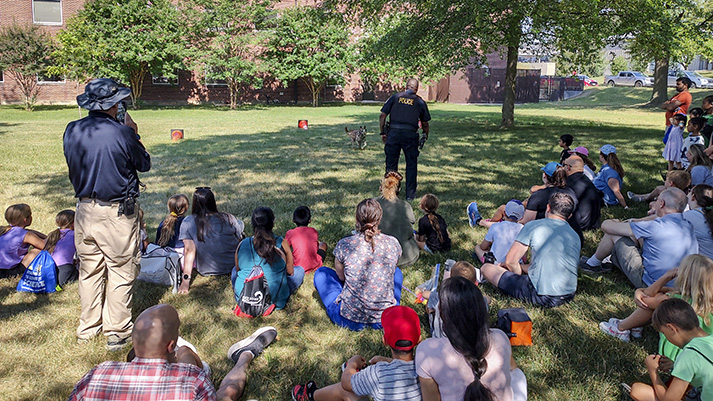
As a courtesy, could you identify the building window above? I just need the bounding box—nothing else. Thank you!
[33,0,63,25]
[152,75,178,85]
[37,73,66,84]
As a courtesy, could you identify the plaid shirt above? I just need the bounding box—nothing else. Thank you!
[68,358,216,401]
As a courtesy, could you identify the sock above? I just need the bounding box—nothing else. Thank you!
[586,255,602,267]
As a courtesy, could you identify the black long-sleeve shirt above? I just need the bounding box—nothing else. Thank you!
[63,111,150,202]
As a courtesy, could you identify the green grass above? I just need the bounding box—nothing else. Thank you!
[1,86,713,401]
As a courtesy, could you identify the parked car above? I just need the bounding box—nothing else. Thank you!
[576,74,598,86]
[667,70,712,89]
[604,71,654,87]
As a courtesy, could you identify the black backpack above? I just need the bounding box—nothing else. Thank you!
[233,240,276,318]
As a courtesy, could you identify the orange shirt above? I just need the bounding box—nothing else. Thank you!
[665,90,692,125]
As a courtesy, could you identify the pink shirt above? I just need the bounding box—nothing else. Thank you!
[285,226,322,273]
[415,330,514,401]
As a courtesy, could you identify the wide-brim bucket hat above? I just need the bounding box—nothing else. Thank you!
[77,78,131,111]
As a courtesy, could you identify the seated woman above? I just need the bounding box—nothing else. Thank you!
[593,144,627,208]
[313,198,403,331]
[178,187,244,294]
[0,204,46,279]
[682,184,713,260]
[416,277,527,401]
[687,144,713,187]
[374,171,419,267]
[232,207,304,311]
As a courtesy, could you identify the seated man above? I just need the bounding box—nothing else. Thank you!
[580,187,698,288]
[481,192,580,308]
[69,304,277,401]
[564,155,602,231]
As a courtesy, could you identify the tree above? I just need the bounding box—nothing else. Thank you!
[265,6,353,107]
[338,0,614,127]
[182,0,275,109]
[555,50,606,77]
[52,0,185,106]
[0,23,54,111]
[610,55,629,75]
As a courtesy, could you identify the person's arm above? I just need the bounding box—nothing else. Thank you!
[282,241,294,276]
[519,210,537,225]
[178,239,196,294]
[419,377,441,401]
[369,355,393,364]
[504,241,529,276]
[600,219,634,237]
[421,121,429,138]
[607,177,627,208]
[335,258,346,282]
[340,355,366,392]
[379,112,388,143]
[646,354,690,401]
[23,232,46,249]
[124,112,138,135]
[474,239,493,262]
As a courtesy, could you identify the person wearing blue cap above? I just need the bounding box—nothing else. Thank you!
[64,78,151,352]
[520,162,577,225]
[592,144,628,208]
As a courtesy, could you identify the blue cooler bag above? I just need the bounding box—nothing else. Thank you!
[17,250,59,293]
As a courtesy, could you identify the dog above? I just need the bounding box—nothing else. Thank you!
[346,126,367,149]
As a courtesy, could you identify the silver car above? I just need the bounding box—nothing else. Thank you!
[667,70,712,89]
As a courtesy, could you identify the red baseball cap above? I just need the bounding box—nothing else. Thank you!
[382,306,421,351]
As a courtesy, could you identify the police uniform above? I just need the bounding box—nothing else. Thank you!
[381,89,431,199]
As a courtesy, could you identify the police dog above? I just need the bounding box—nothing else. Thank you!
[346,126,367,149]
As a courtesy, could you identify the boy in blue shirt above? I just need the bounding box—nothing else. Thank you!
[625,298,713,401]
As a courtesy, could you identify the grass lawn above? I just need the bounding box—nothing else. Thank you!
[1,86,713,401]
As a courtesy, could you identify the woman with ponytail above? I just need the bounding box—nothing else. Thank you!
[44,210,78,286]
[415,194,451,252]
[155,194,189,248]
[375,171,420,267]
[314,198,403,331]
[416,277,526,401]
[232,207,304,310]
[0,204,46,279]
[683,184,713,260]
[178,187,244,294]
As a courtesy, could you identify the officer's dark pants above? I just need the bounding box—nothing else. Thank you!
[385,129,419,199]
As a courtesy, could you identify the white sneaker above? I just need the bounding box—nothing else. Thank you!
[608,318,643,339]
[599,320,630,342]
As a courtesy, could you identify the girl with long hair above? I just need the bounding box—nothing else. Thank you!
[232,207,304,311]
[687,144,713,186]
[156,194,189,248]
[0,204,46,278]
[520,162,577,225]
[313,198,403,331]
[415,194,451,252]
[416,277,525,401]
[44,210,78,285]
[683,184,713,260]
[178,187,244,294]
[375,171,420,267]
[593,144,627,207]
[572,146,597,180]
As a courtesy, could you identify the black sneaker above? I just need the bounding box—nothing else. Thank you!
[227,326,277,363]
[106,334,132,352]
[578,256,612,275]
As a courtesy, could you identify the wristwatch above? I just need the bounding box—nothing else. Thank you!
[182,273,190,281]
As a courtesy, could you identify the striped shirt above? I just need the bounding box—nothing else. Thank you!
[68,358,216,401]
[351,359,422,401]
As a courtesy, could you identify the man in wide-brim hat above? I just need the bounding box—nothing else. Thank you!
[63,78,151,352]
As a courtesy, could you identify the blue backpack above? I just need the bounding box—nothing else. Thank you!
[17,250,59,293]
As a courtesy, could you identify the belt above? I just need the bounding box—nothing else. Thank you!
[389,122,418,131]
[79,198,120,206]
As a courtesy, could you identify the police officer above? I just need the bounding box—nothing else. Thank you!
[380,79,431,201]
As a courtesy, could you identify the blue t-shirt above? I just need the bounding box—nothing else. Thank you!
[515,218,580,296]
[630,213,698,286]
[234,236,290,310]
[592,164,622,205]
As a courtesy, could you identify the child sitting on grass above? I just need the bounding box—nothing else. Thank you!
[624,298,713,401]
[415,194,451,253]
[155,194,189,249]
[474,200,525,265]
[285,206,327,274]
[44,210,78,286]
[291,305,422,401]
[627,169,691,208]
[0,204,46,279]
[559,134,574,163]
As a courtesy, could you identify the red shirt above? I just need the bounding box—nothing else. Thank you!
[665,90,692,125]
[285,226,322,273]
[68,358,216,401]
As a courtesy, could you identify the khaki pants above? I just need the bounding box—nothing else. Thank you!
[611,237,646,289]
[75,200,140,340]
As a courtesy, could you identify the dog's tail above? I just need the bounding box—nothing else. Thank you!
[345,126,349,133]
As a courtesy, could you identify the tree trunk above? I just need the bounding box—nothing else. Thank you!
[500,44,519,128]
[647,57,669,106]
[128,64,147,108]
[228,78,239,110]
[11,71,40,111]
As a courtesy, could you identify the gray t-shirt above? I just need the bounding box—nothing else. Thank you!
[515,218,580,296]
[351,359,421,401]
[179,213,244,276]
